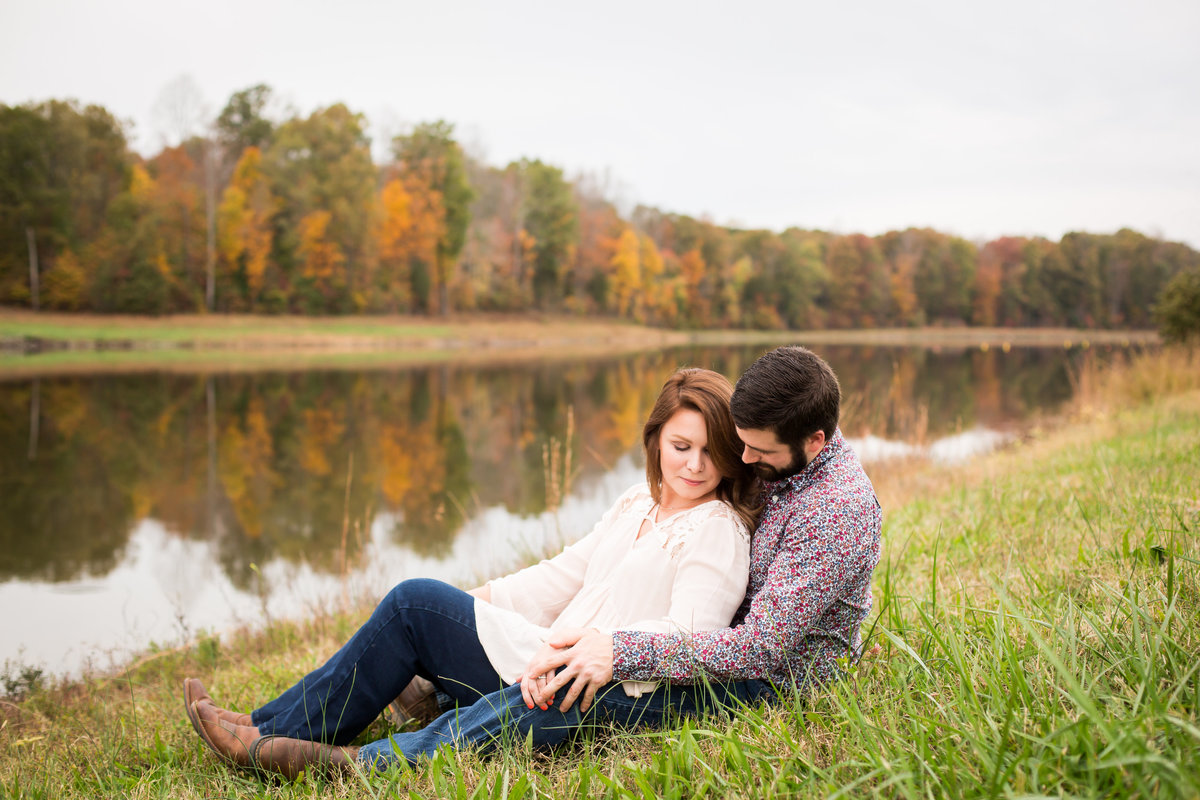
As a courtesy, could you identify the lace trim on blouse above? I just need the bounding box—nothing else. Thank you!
[621,486,750,559]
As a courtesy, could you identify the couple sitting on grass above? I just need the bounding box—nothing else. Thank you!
[183,346,883,779]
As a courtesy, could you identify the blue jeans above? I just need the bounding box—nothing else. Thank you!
[251,578,505,745]
[358,671,779,768]
[252,577,779,767]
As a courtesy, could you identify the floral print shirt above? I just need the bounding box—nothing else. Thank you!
[611,430,882,690]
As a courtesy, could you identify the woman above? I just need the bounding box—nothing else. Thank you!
[185,367,759,778]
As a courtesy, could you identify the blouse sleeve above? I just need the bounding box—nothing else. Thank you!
[486,483,642,628]
[608,509,749,636]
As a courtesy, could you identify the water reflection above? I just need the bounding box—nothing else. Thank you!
[0,343,1118,672]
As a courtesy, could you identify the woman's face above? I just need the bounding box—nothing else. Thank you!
[657,407,722,506]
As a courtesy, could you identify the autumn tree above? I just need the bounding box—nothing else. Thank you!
[0,101,128,308]
[456,158,532,310]
[264,104,375,312]
[86,165,172,314]
[610,226,641,318]
[734,228,829,329]
[1154,266,1200,343]
[295,210,345,300]
[217,146,278,309]
[973,237,1026,326]
[638,232,666,320]
[677,248,710,325]
[216,84,276,156]
[826,234,888,327]
[390,122,473,314]
[514,159,578,309]
[570,176,624,313]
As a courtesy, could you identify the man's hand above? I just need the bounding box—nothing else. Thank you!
[519,627,614,713]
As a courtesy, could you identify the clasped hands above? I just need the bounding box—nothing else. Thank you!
[519,627,614,713]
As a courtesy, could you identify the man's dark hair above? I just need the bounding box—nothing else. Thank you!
[730,346,841,448]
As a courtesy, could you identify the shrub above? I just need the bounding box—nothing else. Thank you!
[1154,266,1200,343]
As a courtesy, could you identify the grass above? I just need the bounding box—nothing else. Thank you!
[1,307,1158,347]
[1,349,1197,798]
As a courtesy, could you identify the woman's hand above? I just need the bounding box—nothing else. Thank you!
[519,642,563,710]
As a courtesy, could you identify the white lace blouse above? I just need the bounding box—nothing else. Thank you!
[475,482,751,696]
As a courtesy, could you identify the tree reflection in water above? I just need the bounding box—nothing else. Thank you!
[0,343,1107,592]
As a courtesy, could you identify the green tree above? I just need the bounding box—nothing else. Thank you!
[514,159,577,309]
[1054,232,1107,327]
[827,234,888,327]
[391,121,474,314]
[216,84,276,155]
[1154,267,1200,343]
[86,165,172,314]
[0,101,128,307]
[735,228,829,329]
[263,104,375,312]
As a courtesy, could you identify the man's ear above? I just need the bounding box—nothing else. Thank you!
[805,430,826,457]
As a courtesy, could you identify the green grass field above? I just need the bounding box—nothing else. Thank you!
[1,350,1196,799]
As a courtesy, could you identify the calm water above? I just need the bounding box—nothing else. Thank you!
[0,343,1115,675]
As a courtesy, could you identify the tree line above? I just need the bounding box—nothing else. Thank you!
[2,88,1198,330]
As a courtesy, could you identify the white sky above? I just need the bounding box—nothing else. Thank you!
[2,0,1198,247]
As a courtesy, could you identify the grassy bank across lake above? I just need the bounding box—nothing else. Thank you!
[0,308,1159,376]
[1,349,1196,799]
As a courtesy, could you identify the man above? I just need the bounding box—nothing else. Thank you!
[189,346,882,776]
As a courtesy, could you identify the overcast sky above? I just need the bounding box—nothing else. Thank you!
[3,0,1198,246]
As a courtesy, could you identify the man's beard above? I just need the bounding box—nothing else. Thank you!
[752,450,809,482]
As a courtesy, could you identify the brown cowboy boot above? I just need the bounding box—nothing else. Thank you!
[193,699,258,767]
[384,675,441,727]
[184,678,254,727]
[248,735,360,780]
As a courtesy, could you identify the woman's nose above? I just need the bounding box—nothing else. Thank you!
[688,451,704,472]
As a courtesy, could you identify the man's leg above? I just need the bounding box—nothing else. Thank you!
[251,578,504,745]
[588,678,779,732]
[354,678,779,769]
[357,683,582,768]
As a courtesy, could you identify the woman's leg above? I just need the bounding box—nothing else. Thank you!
[251,578,504,746]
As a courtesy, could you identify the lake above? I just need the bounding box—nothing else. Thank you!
[0,341,1123,676]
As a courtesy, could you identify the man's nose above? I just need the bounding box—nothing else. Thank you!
[741,445,757,464]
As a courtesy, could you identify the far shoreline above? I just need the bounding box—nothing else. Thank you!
[0,308,1160,378]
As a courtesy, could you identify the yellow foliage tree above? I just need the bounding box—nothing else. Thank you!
[217,146,277,302]
[296,210,346,287]
[43,249,87,310]
[610,227,641,319]
[678,248,709,325]
[372,178,415,311]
